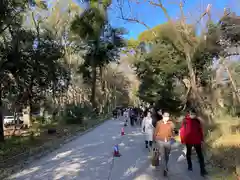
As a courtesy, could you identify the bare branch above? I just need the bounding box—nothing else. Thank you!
[116,0,157,37]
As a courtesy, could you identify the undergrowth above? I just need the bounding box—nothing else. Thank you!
[206,114,240,179]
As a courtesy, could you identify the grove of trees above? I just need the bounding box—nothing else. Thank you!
[1,0,240,177]
[0,0,137,142]
[120,1,240,121]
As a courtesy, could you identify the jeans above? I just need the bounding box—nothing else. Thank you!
[186,144,206,173]
[156,140,171,170]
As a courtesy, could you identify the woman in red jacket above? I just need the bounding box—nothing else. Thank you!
[180,109,207,177]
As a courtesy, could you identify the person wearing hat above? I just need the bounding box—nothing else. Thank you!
[180,109,207,177]
[153,112,175,177]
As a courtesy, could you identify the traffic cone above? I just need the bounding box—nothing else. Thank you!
[121,127,125,136]
[113,145,121,157]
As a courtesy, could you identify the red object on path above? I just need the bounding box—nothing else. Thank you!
[121,127,125,136]
[113,145,121,157]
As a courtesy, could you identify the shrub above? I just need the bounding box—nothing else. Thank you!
[63,103,95,124]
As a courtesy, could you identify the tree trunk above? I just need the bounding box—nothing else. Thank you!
[0,87,4,142]
[28,85,33,127]
[186,53,207,112]
[91,61,97,112]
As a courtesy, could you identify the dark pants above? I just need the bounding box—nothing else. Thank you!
[145,140,152,148]
[130,117,134,126]
[186,144,205,173]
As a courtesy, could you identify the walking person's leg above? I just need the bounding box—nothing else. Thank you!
[156,141,168,176]
[149,141,153,148]
[145,141,148,148]
[156,141,164,163]
[186,144,193,171]
[194,144,207,176]
[163,143,171,176]
[130,117,133,126]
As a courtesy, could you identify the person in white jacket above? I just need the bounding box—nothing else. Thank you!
[142,109,154,149]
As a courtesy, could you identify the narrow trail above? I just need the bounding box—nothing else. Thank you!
[8,117,207,180]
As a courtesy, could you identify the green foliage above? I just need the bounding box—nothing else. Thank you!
[63,104,84,124]
[63,103,95,124]
[134,38,186,112]
[220,13,240,44]
[70,0,126,111]
[133,21,219,113]
[35,116,45,124]
[127,38,139,50]
[71,8,105,41]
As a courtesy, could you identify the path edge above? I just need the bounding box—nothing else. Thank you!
[2,116,112,180]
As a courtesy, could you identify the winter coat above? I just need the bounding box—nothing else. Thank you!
[180,114,204,145]
[142,116,154,141]
[154,120,174,141]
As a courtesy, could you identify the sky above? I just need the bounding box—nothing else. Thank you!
[107,0,240,39]
[46,0,240,39]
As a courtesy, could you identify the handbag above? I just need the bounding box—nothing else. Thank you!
[151,147,159,166]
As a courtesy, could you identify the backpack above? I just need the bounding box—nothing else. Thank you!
[180,117,201,144]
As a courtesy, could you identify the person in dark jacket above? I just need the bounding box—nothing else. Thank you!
[180,109,207,177]
[112,109,117,119]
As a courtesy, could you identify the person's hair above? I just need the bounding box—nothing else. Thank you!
[189,108,197,114]
[143,109,151,117]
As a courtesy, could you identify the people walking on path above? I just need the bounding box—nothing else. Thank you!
[129,108,134,126]
[129,108,138,126]
[180,109,207,177]
[123,109,129,125]
[117,108,121,118]
[112,108,117,119]
[153,112,175,177]
[141,109,154,150]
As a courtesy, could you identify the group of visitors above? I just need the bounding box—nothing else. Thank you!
[122,107,143,126]
[141,108,208,177]
[112,107,124,119]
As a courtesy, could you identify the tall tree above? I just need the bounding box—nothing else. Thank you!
[71,0,125,112]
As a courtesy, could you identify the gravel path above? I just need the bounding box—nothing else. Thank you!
[8,117,207,180]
